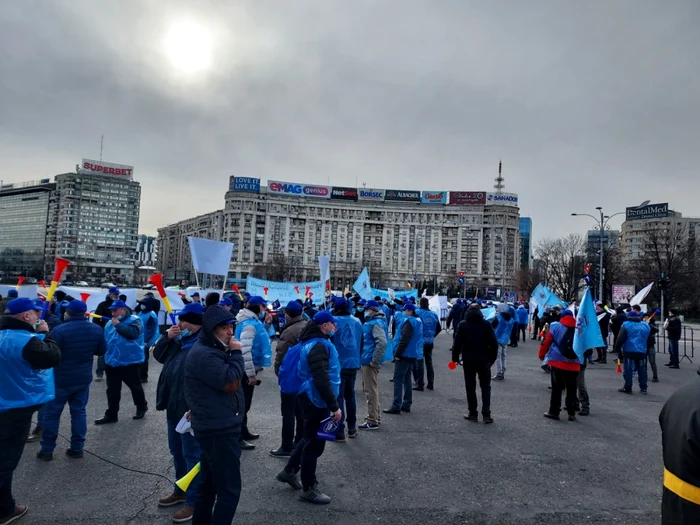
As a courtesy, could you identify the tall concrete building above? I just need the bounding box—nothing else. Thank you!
[519,217,532,269]
[0,179,56,279]
[135,235,158,268]
[157,177,521,290]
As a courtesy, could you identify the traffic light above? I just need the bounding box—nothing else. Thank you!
[459,271,465,278]
[657,274,671,289]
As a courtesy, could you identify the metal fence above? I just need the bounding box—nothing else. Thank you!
[607,326,695,363]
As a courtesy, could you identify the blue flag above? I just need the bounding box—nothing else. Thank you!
[573,288,604,364]
[538,290,568,318]
[531,283,549,309]
[352,267,373,300]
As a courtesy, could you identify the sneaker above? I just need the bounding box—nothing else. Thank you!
[299,484,331,505]
[66,449,84,459]
[158,493,186,507]
[0,505,28,525]
[412,385,424,391]
[568,415,576,422]
[400,406,411,413]
[618,388,633,394]
[641,390,648,395]
[382,408,401,415]
[664,363,673,367]
[652,377,659,383]
[94,375,103,382]
[133,407,148,420]
[95,415,118,425]
[492,375,504,381]
[669,365,680,369]
[277,469,303,490]
[358,422,379,430]
[483,415,494,425]
[348,429,357,439]
[579,408,590,416]
[334,434,346,443]
[25,429,42,443]
[543,412,560,421]
[269,448,293,458]
[464,414,478,422]
[172,505,194,523]
[426,383,434,390]
[36,450,53,462]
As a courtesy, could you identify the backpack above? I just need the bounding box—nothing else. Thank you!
[556,327,578,360]
[278,342,303,394]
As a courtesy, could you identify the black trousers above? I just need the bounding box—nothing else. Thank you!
[0,406,34,519]
[241,377,255,437]
[193,430,242,525]
[285,394,329,491]
[412,343,434,387]
[510,323,519,346]
[105,364,147,418]
[463,362,491,416]
[549,367,579,417]
[519,324,527,342]
[280,392,304,452]
[139,345,149,382]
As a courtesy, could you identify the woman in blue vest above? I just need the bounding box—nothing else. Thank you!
[95,300,148,425]
[414,298,441,391]
[136,297,160,384]
[384,303,423,414]
[276,311,341,505]
[0,298,61,523]
[491,308,515,380]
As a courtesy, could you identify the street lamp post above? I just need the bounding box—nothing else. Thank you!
[571,208,625,303]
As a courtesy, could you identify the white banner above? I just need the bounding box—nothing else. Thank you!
[188,237,234,276]
[57,287,138,313]
[0,285,38,300]
[318,256,330,282]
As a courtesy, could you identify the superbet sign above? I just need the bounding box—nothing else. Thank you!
[81,159,134,178]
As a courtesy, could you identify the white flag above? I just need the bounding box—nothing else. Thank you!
[630,282,654,306]
[188,237,234,276]
[318,256,331,282]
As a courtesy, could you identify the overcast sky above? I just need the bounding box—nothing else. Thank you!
[1,1,699,240]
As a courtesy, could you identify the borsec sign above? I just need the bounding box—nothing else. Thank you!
[267,180,331,199]
[486,192,518,207]
[357,188,385,201]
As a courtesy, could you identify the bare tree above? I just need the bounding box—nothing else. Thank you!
[535,234,587,301]
[515,267,543,297]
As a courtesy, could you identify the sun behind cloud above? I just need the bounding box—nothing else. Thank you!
[163,19,213,73]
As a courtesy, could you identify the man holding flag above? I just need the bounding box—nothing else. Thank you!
[571,289,604,417]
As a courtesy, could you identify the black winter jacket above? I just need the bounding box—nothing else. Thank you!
[299,322,339,412]
[154,329,200,421]
[453,309,499,365]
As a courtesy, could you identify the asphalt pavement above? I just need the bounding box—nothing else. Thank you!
[14,334,688,524]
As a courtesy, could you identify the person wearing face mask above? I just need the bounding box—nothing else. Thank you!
[276,311,342,505]
[137,297,160,384]
[218,297,234,311]
[234,296,274,450]
[93,286,121,381]
[184,306,245,525]
[353,299,366,324]
[0,298,61,524]
[95,300,148,425]
[384,303,423,415]
[153,303,205,523]
[270,301,308,458]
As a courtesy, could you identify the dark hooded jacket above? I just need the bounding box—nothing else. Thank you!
[184,306,246,434]
[611,308,627,337]
[298,321,339,412]
[453,308,499,365]
[154,327,201,421]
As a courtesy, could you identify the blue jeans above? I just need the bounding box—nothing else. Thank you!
[193,431,241,525]
[668,339,680,366]
[167,419,201,507]
[40,384,90,453]
[623,356,648,391]
[336,369,357,436]
[35,405,45,430]
[391,359,413,410]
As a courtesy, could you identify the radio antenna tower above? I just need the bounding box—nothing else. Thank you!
[494,160,505,193]
[100,134,104,161]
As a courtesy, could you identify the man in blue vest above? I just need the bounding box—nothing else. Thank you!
[154,303,205,524]
[36,300,105,462]
[234,296,274,449]
[359,300,389,430]
[0,298,61,524]
[137,297,160,384]
[276,311,341,505]
[95,300,148,425]
[330,298,362,442]
[614,311,651,394]
[414,298,441,391]
[491,306,515,381]
[516,304,529,343]
[93,286,121,381]
[384,303,423,415]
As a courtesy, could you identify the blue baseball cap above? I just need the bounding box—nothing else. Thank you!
[108,300,128,310]
[191,291,200,298]
[218,297,233,306]
[626,310,640,318]
[402,303,417,312]
[66,300,87,315]
[366,300,381,310]
[285,300,303,316]
[357,299,367,306]
[5,298,43,315]
[333,297,349,310]
[108,286,120,295]
[7,290,18,298]
[561,310,574,318]
[248,296,267,307]
[313,311,339,325]
[178,303,205,324]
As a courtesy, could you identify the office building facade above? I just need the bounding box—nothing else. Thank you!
[135,235,158,268]
[519,217,532,269]
[157,179,521,289]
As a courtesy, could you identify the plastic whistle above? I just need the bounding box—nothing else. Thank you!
[149,273,176,324]
[232,284,244,301]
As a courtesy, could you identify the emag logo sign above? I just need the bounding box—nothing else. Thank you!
[421,191,447,204]
[486,192,519,207]
[267,180,331,199]
[357,188,385,201]
[626,202,669,221]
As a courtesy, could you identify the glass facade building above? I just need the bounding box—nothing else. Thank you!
[519,217,532,269]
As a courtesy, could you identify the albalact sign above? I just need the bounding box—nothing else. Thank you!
[486,192,518,207]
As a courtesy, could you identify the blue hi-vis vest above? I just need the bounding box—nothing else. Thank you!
[0,330,55,411]
[138,311,160,347]
[235,318,272,368]
[494,314,515,345]
[361,317,393,365]
[332,315,363,369]
[393,315,423,359]
[298,338,340,409]
[621,320,651,356]
[104,316,145,367]
[417,309,440,344]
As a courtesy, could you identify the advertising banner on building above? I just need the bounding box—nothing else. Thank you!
[385,189,421,202]
[331,186,358,201]
[612,285,636,305]
[449,191,486,205]
[625,203,669,221]
[81,159,134,178]
[486,192,519,207]
[229,176,260,193]
[267,180,331,199]
[246,276,326,304]
[421,191,448,204]
[371,288,418,302]
[357,188,385,201]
